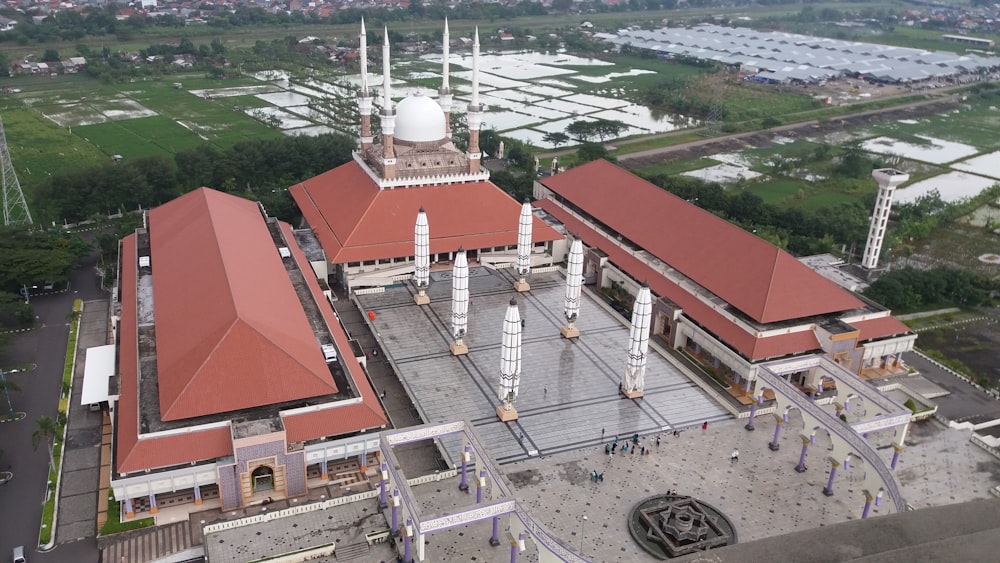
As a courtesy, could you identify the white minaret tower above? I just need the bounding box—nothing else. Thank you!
[438,18,453,136]
[514,199,533,292]
[497,297,522,422]
[450,247,470,356]
[466,27,483,175]
[414,207,430,305]
[381,27,397,180]
[561,238,584,339]
[622,283,652,399]
[357,19,374,151]
[862,168,909,270]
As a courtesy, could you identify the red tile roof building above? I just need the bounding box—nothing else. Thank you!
[290,26,562,290]
[535,160,915,388]
[111,188,386,517]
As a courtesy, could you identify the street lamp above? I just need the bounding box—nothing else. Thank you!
[579,515,587,554]
[0,369,15,418]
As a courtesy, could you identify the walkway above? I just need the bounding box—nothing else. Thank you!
[356,268,731,466]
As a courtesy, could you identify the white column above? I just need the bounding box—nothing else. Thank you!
[622,283,652,398]
[467,27,483,173]
[438,18,453,135]
[450,248,469,355]
[862,169,909,269]
[561,238,584,339]
[497,297,522,421]
[514,200,533,292]
[357,19,373,149]
[414,208,430,305]
[380,26,397,172]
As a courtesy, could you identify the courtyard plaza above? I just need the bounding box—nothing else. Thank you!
[355,267,731,468]
[203,412,999,562]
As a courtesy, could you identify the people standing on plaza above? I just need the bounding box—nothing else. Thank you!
[602,428,605,438]
[632,433,639,445]
[614,435,619,445]
[702,421,708,431]
[731,448,739,464]
[674,430,680,438]
[518,432,524,444]
[640,446,645,456]
[611,443,618,454]
[656,436,661,447]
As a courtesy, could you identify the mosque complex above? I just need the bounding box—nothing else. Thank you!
[94,19,962,563]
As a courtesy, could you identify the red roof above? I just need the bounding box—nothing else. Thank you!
[116,234,234,473]
[537,200,821,361]
[290,161,562,264]
[541,160,864,324]
[277,222,387,441]
[148,188,339,421]
[848,316,913,342]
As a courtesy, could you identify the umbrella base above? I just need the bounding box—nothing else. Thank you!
[450,342,469,356]
[560,326,580,339]
[496,405,519,422]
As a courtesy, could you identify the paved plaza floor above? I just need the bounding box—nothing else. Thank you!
[206,414,1000,562]
[357,268,731,467]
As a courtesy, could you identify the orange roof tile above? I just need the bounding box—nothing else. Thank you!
[537,200,821,361]
[116,234,233,473]
[278,222,387,440]
[541,160,864,324]
[290,161,562,264]
[148,188,338,421]
[848,316,913,342]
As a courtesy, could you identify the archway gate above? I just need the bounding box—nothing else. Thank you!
[379,420,588,562]
[751,355,910,515]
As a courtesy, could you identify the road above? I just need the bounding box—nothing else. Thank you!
[0,242,105,563]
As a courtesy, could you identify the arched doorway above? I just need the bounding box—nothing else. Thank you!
[252,465,275,492]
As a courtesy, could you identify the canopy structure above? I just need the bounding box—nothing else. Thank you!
[81,344,116,405]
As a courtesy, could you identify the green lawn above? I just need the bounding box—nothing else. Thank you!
[638,156,718,177]
[744,177,805,205]
[75,115,207,159]
[866,100,1000,151]
[0,107,108,199]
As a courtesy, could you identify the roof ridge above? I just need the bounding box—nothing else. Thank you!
[338,171,381,248]
[240,317,338,392]
[161,315,240,420]
[756,245,785,322]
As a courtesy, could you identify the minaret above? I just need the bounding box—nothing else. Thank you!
[466,27,483,174]
[438,18,453,136]
[450,247,470,356]
[496,297,522,422]
[621,283,651,399]
[514,199,533,292]
[381,27,397,180]
[862,168,909,270]
[414,208,430,305]
[561,238,584,339]
[357,19,374,151]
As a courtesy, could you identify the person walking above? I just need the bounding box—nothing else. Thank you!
[731,448,739,464]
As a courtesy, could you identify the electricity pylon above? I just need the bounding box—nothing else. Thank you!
[1,115,32,226]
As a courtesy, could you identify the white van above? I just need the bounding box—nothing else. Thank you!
[12,546,26,563]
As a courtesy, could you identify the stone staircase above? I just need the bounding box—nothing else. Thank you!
[99,521,193,563]
[335,541,371,561]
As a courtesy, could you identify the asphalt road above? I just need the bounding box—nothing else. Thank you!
[0,243,105,563]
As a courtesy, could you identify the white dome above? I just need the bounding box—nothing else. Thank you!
[394,95,447,143]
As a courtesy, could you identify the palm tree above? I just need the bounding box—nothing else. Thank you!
[32,415,60,474]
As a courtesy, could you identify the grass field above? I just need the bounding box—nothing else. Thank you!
[0,106,108,187]
[744,177,805,205]
[637,156,718,177]
[866,101,1000,151]
[75,115,208,158]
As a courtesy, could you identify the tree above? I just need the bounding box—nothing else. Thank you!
[566,120,597,142]
[42,49,60,62]
[542,132,570,147]
[577,142,609,163]
[32,415,60,473]
[591,119,627,142]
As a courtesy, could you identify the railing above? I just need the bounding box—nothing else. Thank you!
[353,286,386,296]
[971,433,1000,461]
[202,489,380,535]
[756,370,907,513]
[512,502,589,562]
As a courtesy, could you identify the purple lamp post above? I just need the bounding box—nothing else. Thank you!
[745,399,757,431]
[459,444,471,492]
[403,518,413,562]
[891,444,903,470]
[768,416,782,451]
[822,459,840,497]
[391,489,400,535]
[511,532,526,562]
[490,516,501,546]
[794,435,809,473]
[862,491,874,519]
[379,463,388,508]
[476,469,486,504]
